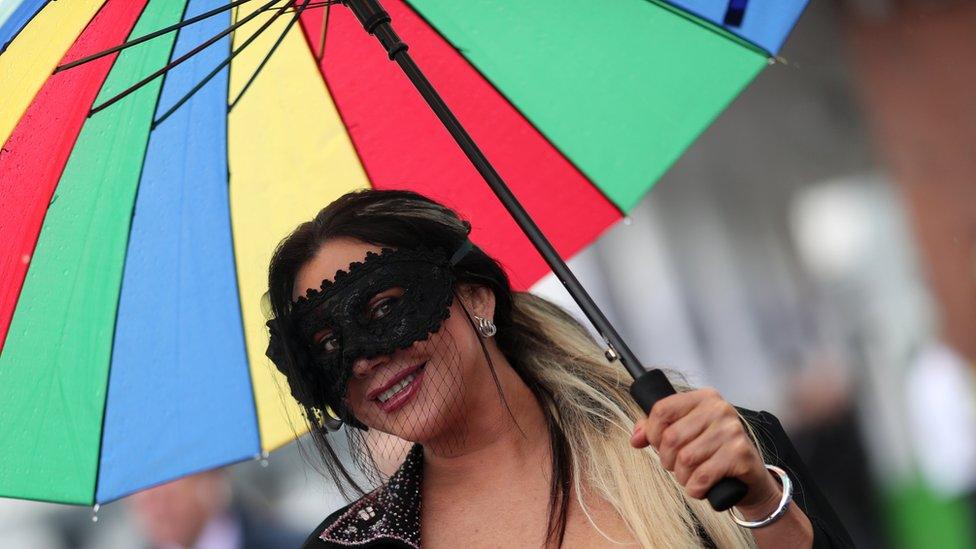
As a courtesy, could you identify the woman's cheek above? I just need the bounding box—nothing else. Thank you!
[345,382,369,416]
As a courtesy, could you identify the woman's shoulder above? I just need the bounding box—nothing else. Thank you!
[302,444,425,548]
[302,503,352,548]
[302,501,357,548]
[302,490,421,549]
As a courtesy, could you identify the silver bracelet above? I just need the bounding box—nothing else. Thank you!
[728,464,793,529]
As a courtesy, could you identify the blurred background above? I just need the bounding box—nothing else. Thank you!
[2,0,974,547]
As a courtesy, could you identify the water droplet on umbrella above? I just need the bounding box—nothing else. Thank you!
[623,217,632,226]
[21,254,30,264]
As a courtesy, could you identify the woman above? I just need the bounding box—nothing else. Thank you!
[265,190,853,548]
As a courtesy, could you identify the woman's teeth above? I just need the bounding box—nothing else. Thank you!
[378,374,415,403]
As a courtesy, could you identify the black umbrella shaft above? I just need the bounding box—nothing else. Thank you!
[341,0,646,380]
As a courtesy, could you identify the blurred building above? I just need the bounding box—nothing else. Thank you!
[843,0,976,365]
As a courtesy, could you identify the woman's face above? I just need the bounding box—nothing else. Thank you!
[293,238,492,449]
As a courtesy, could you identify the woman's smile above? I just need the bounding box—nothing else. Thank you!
[366,361,427,414]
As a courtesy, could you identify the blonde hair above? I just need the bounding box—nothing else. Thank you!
[508,292,758,548]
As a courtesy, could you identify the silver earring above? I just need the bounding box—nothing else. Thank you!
[474,315,497,338]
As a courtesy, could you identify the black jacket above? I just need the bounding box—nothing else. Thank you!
[303,409,855,548]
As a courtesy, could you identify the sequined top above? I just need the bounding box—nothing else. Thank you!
[310,444,424,549]
[302,410,856,549]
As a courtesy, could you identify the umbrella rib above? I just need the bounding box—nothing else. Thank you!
[56,0,257,73]
[315,0,330,62]
[88,0,285,118]
[283,1,333,11]
[226,0,314,112]
[723,0,749,27]
[154,0,310,127]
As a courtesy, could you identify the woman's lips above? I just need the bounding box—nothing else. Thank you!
[367,361,425,400]
[375,364,426,414]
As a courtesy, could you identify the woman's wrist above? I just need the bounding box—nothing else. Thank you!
[735,465,792,522]
[734,466,787,521]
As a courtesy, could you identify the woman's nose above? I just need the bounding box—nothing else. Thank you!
[352,353,388,378]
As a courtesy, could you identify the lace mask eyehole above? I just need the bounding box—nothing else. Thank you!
[361,286,406,323]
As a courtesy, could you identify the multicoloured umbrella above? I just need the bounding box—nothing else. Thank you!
[0,0,807,505]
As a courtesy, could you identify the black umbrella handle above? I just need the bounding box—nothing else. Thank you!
[630,369,749,511]
[343,0,748,513]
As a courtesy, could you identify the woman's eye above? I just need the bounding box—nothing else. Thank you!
[369,297,398,320]
[314,331,339,353]
[321,336,339,353]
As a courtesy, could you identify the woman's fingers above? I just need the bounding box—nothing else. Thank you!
[683,436,759,500]
[671,417,742,485]
[631,388,737,457]
[655,406,711,470]
[629,387,777,506]
[631,390,701,449]
[642,389,714,447]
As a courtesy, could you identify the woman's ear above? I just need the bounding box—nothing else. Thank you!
[458,284,495,320]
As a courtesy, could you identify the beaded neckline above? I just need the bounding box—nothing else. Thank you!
[320,444,424,548]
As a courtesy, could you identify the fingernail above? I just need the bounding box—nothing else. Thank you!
[629,423,645,448]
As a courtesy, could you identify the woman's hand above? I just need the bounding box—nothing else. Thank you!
[628,388,781,515]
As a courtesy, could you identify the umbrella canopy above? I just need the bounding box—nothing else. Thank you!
[0,0,807,505]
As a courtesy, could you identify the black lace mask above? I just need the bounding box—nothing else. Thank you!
[267,242,472,427]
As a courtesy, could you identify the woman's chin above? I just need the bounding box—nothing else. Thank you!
[368,412,463,446]
[381,421,448,444]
